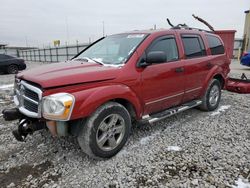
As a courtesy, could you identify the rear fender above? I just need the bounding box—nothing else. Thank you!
[71,84,143,120]
[201,65,226,95]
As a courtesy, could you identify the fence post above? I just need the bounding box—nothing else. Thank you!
[38,50,41,62]
[49,47,52,62]
[43,48,46,62]
[76,40,79,53]
[65,42,69,60]
[29,51,31,61]
[33,50,35,61]
[56,47,59,62]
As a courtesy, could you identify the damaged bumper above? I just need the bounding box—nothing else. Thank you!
[2,107,69,141]
[226,74,250,94]
[2,108,46,141]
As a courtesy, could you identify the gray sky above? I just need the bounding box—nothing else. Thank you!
[0,0,249,47]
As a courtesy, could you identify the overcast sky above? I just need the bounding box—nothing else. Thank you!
[0,0,249,47]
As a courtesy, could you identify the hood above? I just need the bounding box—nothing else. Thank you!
[17,61,121,88]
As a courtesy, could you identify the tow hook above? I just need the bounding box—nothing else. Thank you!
[12,119,46,142]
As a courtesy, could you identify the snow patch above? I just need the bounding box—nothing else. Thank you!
[0,84,14,90]
[232,178,250,188]
[166,146,182,152]
[140,135,155,145]
[211,105,231,116]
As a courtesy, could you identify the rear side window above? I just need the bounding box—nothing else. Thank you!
[148,37,179,62]
[181,35,206,58]
[206,35,225,55]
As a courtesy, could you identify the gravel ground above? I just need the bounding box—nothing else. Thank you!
[0,60,250,188]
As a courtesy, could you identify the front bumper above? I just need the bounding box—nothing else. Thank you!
[2,107,23,121]
[2,107,46,141]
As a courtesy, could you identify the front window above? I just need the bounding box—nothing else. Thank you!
[75,34,147,65]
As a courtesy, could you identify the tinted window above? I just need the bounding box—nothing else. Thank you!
[206,35,225,55]
[148,37,179,62]
[181,35,206,58]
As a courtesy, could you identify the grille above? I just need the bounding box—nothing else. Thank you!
[23,98,39,113]
[15,80,42,118]
[24,88,39,102]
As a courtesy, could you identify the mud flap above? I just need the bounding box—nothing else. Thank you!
[226,73,250,94]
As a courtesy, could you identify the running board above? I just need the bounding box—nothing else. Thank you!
[141,100,202,124]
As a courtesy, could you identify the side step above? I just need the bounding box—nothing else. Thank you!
[141,100,202,124]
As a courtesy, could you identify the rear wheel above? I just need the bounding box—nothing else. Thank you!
[7,64,18,74]
[77,102,131,159]
[199,79,221,111]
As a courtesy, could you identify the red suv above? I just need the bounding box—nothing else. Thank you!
[3,28,232,158]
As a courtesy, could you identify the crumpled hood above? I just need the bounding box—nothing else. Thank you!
[17,61,121,88]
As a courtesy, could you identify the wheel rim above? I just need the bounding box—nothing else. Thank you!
[9,65,17,74]
[209,85,220,106]
[96,114,125,151]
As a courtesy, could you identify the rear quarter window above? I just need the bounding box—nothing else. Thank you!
[181,35,206,58]
[206,35,225,55]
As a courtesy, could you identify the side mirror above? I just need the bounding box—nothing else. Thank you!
[146,51,167,64]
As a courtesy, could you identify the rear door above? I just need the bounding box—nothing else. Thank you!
[180,34,211,102]
[141,35,185,114]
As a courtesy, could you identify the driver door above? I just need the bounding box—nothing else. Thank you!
[140,35,185,114]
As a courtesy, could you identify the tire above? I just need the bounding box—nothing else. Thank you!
[199,79,221,111]
[7,64,18,74]
[77,102,132,159]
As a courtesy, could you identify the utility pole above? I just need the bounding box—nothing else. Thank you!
[102,21,105,37]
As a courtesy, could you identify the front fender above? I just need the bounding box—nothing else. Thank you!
[70,84,143,120]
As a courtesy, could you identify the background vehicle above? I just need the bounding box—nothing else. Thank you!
[3,26,248,159]
[0,54,26,74]
[240,51,250,66]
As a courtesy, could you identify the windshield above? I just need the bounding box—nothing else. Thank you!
[75,34,146,65]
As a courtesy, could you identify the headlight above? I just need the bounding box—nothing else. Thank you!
[42,93,75,121]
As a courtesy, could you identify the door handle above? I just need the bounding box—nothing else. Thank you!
[175,67,184,73]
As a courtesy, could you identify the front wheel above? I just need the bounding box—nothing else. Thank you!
[77,102,131,159]
[199,79,221,111]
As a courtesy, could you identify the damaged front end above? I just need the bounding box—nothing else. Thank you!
[2,79,73,141]
[2,107,46,141]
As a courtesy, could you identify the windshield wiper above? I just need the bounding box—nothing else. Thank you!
[73,58,89,62]
[74,57,105,66]
[91,58,106,66]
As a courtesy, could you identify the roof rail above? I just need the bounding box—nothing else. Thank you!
[171,26,214,33]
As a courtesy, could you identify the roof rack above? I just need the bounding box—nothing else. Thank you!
[171,26,214,33]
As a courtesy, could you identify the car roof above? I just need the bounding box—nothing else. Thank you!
[118,28,215,37]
